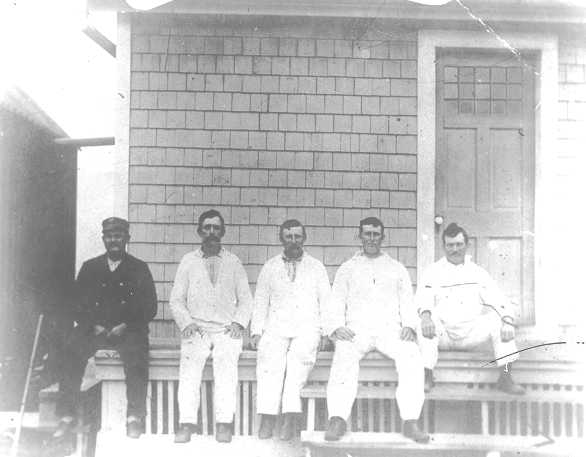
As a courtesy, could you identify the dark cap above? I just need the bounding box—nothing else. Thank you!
[102,217,129,234]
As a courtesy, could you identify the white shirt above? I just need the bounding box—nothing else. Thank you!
[416,256,512,336]
[251,253,331,337]
[324,251,418,336]
[107,257,121,272]
[169,248,253,332]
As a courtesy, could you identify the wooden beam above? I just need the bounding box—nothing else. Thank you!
[83,25,116,57]
[54,137,115,147]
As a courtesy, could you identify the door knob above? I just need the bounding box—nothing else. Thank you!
[434,215,444,226]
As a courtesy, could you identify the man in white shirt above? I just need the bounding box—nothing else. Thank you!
[416,223,524,395]
[169,209,254,443]
[324,217,429,443]
[251,219,331,441]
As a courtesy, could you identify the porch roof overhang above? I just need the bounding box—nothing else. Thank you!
[88,0,586,25]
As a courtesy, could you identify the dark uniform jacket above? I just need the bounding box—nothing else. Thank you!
[75,253,157,333]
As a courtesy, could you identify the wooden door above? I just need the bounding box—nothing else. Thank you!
[436,50,535,324]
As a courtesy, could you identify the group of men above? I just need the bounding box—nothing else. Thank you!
[52,210,524,445]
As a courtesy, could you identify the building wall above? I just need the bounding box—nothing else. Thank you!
[554,37,586,332]
[126,15,419,339]
[0,110,77,407]
[123,14,585,340]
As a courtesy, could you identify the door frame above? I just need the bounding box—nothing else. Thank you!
[417,30,558,335]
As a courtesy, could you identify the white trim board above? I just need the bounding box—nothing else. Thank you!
[75,14,131,272]
[416,30,558,336]
[114,12,131,220]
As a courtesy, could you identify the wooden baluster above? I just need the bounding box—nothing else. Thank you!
[549,402,555,438]
[234,382,241,436]
[156,381,164,434]
[251,381,258,436]
[494,402,501,435]
[368,382,375,432]
[307,398,316,432]
[572,402,579,438]
[242,380,250,436]
[200,382,209,435]
[389,398,396,432]
[514,400,520,436]
[534,401,541,436]
[356,392,364,432]
[504,401,512,435]
[210,383,216,432]
[145,382,152,434]
[167,380,175,434]
[481,401,489,435]
[377,385,385,432]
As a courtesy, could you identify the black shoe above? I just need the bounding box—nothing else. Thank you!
[126,418,144,439]
[403,420,430,443]
[52,418,76,439]
[279,413,300,441]
[174,423,198,443]
[324,416,346,441]
[496,371,525,395]
[216,423,232,443]
[258,414,276,439]
[424,368,435,393]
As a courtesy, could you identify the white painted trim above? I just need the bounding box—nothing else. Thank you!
[75,14,131,273]
[417,30,558,336]
[114,12,131,220]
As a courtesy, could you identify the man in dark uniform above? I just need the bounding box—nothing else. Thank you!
[52,217,157,439]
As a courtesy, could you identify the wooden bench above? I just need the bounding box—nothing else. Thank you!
[300,348,585,457]
[301,383,584,434]
[92,345,584,456]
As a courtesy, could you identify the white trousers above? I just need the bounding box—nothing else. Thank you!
[326,331,424,421]
[419,312,519,369]
[256,332,320,414]
[177,331,242,424]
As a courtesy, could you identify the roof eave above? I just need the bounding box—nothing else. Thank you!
[87,0,586,25]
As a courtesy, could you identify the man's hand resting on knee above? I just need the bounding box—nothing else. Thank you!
[420,311,436,339]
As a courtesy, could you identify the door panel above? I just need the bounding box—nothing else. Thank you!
[491,129,522,209]
[436,50,535,324]
[445,129,476,209]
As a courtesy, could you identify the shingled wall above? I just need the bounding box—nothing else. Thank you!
[125,15,419,339]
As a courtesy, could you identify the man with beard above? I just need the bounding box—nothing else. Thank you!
[52,217,157,440]
[250,219,331,441]
[324,217,429,443]
[416,223,524,395]
[170,209,253,443]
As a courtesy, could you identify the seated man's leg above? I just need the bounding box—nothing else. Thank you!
[54,327,99,437]
[376,333,429,443]
[256,333,289,438]
[446,313,524,394]
[481,312,519,366]
[418,318,450,392]
[210,331,243,442]
[325,335,370,440]
[480,312,523,394]
[175,333,212,442]
[280,332,320,440]
[116,329,149,437]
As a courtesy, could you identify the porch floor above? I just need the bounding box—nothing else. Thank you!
[94,431,305,457]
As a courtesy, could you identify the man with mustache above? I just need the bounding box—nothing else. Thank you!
[170,209,253,443]
[324,217,429,443]
[416,223,524,395]
[251,220,331,441]
[52,217,157,440]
